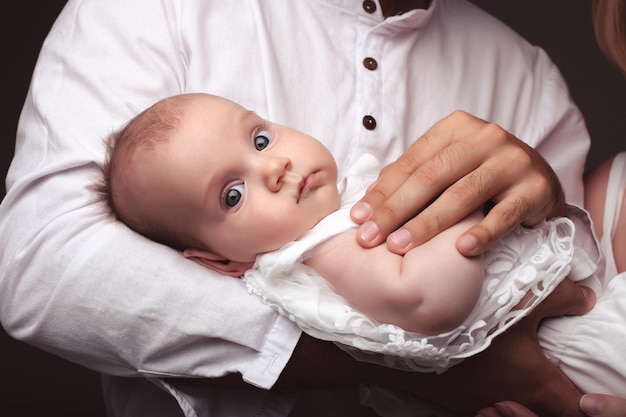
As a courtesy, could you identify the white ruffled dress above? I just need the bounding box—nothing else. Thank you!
[244,154,595,373]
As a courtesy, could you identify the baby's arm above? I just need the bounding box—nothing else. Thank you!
[305,210,484,334]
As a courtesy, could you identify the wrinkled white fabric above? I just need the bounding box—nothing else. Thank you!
[539,152,626,396]
[245,155,596,373]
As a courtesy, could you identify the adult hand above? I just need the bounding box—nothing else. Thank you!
[350,110,565,257]
[477,394,626,417]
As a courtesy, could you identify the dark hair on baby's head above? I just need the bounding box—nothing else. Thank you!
[97,94,194,251]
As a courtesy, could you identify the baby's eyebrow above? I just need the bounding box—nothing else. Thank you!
[239,109,257,123]
[240,109,268,128]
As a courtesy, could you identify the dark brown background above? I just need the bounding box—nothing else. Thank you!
[3,2,626,415]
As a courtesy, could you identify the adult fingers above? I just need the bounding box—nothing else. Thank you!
[525,280,596,330]
[477,401,540,417]
[581,394,626,417]
[351,110,565,257]
[385,138,562,256]
[351,111,488,248]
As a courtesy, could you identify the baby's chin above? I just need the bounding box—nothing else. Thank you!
[299,207,337,236]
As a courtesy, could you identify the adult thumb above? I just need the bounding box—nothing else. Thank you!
[581,394,626,417]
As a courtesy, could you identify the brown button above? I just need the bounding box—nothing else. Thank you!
[363,0,376,14]
[363,57,378,70]
[362,115,377,130]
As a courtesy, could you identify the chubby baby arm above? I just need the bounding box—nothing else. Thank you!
[305,210,484,334]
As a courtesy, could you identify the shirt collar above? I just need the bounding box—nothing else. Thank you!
[318,0,438,30]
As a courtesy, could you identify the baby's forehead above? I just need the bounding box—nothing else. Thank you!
[185,93,247,113]
[141,94,259,165]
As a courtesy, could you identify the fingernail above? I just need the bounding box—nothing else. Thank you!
[351,202,372,221]
[580,394,606,416]
[457,234,478,255]
[359,220,379,242]
[389,229,411,250]
[494,402,514,417]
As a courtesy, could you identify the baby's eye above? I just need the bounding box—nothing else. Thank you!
[254,130,270,151]
[224,183,244,209]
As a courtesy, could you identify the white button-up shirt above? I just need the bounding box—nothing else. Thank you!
[0,0,591,415]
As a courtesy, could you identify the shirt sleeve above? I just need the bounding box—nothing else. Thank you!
[524,47,590,207]
[0,0,300,388]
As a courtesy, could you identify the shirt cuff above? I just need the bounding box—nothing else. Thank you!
[241,314,302,389]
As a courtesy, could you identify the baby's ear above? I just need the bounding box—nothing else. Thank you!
[183,248,254,278]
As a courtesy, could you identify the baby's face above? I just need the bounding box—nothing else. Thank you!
[150,94,340,262]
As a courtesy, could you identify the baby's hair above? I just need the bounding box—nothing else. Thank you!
[97,94,196,251]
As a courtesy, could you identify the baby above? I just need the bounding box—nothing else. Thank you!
[101,93,591,372]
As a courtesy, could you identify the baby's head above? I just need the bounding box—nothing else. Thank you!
[103,93,341,276]
[103,93,192,250]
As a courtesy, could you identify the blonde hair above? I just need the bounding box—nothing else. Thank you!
[593,0,626,74]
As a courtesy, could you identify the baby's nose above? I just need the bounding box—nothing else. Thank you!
[262,156,291,192]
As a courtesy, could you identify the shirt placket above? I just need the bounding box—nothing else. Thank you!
[351,5,386,167]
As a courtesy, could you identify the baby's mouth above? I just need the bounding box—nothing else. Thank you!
[297,172,318,203]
